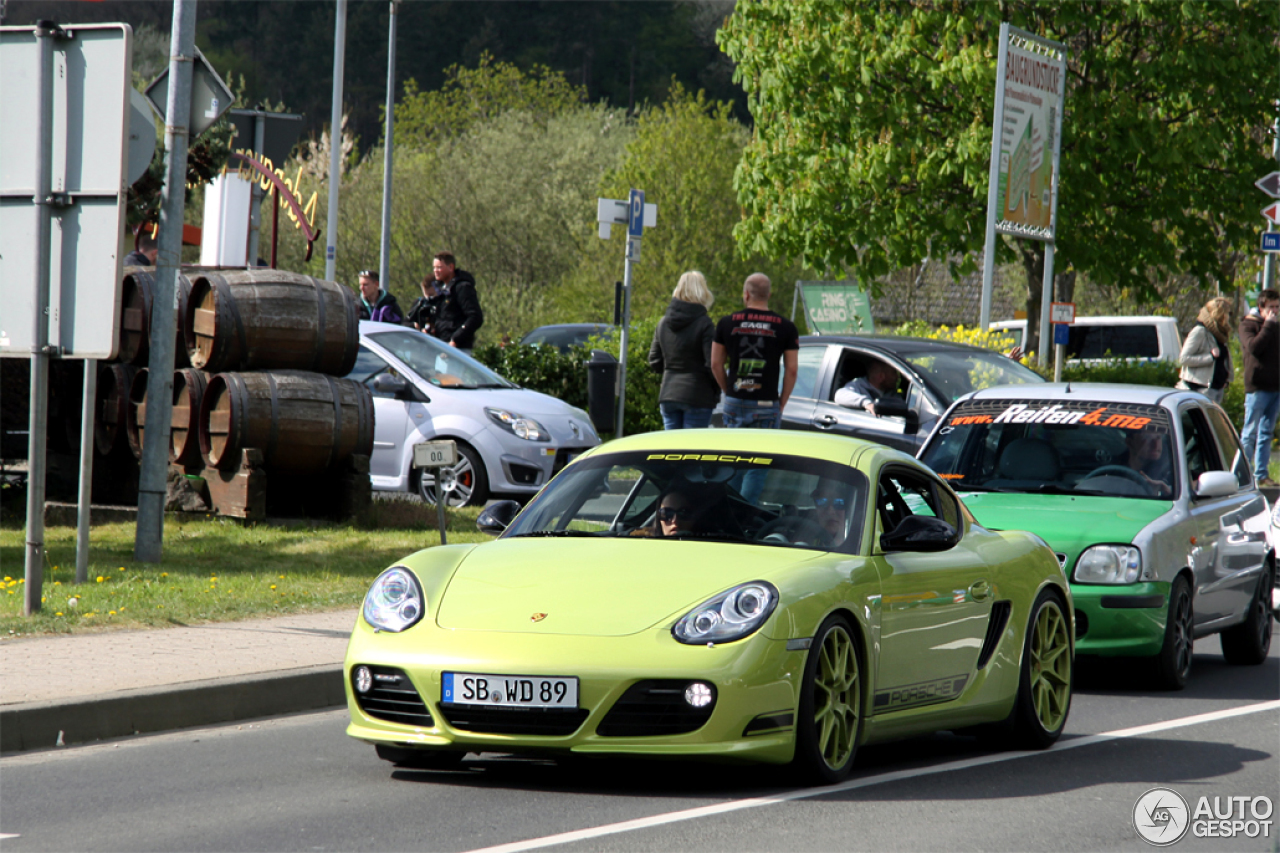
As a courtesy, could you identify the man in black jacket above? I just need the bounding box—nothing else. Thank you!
[426,252,484,352]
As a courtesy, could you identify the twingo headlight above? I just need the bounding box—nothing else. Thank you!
[1073,545,1141,585]
[486,408,550,442]
[363,567,425,632]
[673,581,779,644]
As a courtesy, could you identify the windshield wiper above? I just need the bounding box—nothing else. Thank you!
[509,530,600,538]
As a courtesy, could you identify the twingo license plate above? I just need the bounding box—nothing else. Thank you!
[442,672,578,708]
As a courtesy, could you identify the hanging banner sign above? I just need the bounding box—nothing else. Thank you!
[796,281,874,335]
[992,25,1067,242]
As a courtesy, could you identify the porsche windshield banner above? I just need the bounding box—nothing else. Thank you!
[991,25,1067,242]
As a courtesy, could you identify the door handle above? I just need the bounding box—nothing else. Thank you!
[968,580,991,601]
[814,414,838,429]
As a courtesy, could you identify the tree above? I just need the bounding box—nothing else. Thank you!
[718,1,1277,355]
[565,83,811,325]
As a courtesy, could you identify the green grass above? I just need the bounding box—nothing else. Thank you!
[1,498,493,637]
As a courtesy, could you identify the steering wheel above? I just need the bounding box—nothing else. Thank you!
[1079,464,1155,494]
[756,516,827,546]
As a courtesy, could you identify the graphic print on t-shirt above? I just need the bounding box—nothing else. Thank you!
[714,310,799,402]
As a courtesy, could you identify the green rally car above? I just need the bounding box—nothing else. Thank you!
[919,384,1274,690]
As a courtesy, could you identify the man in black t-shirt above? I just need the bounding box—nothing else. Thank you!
[711,273,799,429]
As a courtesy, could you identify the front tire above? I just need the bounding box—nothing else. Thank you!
[791,614,862,785]
[1010,588,1072,749]
[1152,575,1193,690]
[417,443,489,507]
[1220,563,1274,665]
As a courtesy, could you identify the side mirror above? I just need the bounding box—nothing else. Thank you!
[372,373,409,397]
[874,397,909,419]
[880,515,958,553]
[476,500,522,534]
[1194,470,1238,499]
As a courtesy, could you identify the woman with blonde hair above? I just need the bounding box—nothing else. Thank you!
[648,271,720,429]
[1177,296,1234,404]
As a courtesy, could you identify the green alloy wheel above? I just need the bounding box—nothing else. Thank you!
[793,615,862,784]
[1012,590,1072,749]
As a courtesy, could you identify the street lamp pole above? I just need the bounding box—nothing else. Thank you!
[378,0,399,290]
[324,0,347,282]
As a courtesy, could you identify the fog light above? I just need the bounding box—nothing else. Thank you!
[354,665,373,694]
[685,682,713,708]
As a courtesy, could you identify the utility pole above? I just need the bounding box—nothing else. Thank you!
[1265,109,1279,291]
[324,0,347,282]
[135,0,198,562]
[378,0,399,290]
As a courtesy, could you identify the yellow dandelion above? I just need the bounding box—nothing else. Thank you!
[118,567,125,572]
[96,576,104,583]
[53,581,61,586]
[108,611,116,616]
[55,612,63,616]
[270,585,277,590]
[3,576,9,582]
[161,572,168,578]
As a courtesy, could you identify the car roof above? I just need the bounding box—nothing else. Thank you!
[960,382,1197,407]
[580,426,913,469]
[360,319,418,335]
[801,334,994,356]
[991,316,1177,327]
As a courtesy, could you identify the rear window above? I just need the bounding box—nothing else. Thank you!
[921,399,1177,500]
[1067,325,1160,360]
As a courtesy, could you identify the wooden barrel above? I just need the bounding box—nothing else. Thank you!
[131,367,208,464]
[118,269,192,367]
[95,364,136,454]
[186,270,360,376]
[199,371,374,472]
[125,368,149,458]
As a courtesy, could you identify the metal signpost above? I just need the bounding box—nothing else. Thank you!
[1,21,135,614]
[978,23,1068,369]
[324,0,348,282]
[378,0,400,291]
[414,440,457,544]
[596,190,656,436]
[1050,301,1075,382]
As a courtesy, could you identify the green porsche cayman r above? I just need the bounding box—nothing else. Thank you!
[345,429,1073,784]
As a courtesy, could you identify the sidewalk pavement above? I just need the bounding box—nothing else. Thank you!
[0,609,358,754]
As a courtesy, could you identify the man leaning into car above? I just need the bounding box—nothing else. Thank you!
[834,359,903,415]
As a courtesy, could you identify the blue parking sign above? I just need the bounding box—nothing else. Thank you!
[1053,324,1070,346]
[1262,232,1280,253]
[628,189,645,239]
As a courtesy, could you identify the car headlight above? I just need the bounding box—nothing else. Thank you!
[1073,545,1141,584]
[673,581,779,645]
[486,408,550,442]
[363,567,425,632]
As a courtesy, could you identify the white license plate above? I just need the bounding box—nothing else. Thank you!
[442,672,578,708]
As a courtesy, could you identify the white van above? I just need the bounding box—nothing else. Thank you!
[991,316,1182,364]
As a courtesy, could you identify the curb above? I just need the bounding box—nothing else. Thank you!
[0,664,346,754]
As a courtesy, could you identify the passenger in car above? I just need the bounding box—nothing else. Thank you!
[811,480,855,549]
[834,359,903,415]
[1121,427,1174,497]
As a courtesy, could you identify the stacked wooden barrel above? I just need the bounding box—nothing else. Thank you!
[102,267,372,519]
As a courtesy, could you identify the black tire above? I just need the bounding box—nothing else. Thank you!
[1220,563,1274,665]
[1009,589,1073,750]
[375,744,465,770]
[417,442,489,507]
[1152,575,1193,690]
[790,614,862,785]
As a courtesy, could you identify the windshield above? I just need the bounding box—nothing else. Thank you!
[503,450,870,554]
[900,350,1043,403]
[367,329,515,389]
[920,399,1177,499]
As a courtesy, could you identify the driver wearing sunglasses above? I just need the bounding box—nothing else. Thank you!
[811,482,852,548]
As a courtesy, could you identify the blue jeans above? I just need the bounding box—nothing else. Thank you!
[1241,389,1280,479]
[721,396,782,430]
[660,401,714,430]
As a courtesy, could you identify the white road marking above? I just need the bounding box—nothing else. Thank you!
[0,834,20,840]
[466,699,1280,853]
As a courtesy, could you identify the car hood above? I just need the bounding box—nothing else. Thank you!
[435,538,822,636]
[956,492,1170,556]
[470,387,579,418]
